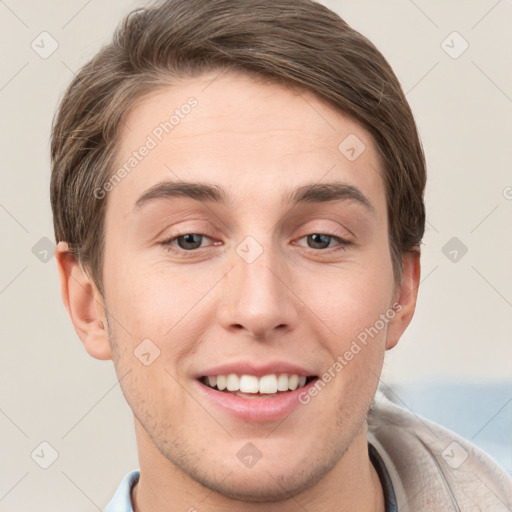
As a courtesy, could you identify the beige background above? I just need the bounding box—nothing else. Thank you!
[0,0,511,510]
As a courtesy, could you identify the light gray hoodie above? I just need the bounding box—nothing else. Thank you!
[368,390,512,511]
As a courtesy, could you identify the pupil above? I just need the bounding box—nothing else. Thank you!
[178,234,202,250]
[309,234,330,249]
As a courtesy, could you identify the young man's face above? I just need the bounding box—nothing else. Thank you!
[59,70,419,502]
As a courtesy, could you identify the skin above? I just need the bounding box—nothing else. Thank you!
[56,70,420,511]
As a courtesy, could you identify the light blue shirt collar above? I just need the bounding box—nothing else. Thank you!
[104,470,139,512]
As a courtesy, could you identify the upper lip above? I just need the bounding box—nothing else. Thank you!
[195,361,317,379]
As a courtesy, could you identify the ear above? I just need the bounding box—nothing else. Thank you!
[55,241,112,360]
[385,249,421,350]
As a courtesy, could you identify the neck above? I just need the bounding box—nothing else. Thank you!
[131,420,385,512]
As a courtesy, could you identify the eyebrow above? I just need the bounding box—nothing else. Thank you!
[134,180,375,216]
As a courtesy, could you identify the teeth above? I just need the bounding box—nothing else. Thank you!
[226,374,240,391]
[203,373,310,394]
[277,374,289,391]
[288,374,299,391]
[216,375,227,391]
[240,375,259,393]
[259,375,278,394]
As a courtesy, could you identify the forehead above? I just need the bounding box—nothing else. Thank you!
[107,70,385,217]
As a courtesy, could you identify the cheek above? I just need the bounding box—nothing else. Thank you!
[104,253,223,362]
[298,266,393,400]
[302,267,394,342]
[105,251,183,328]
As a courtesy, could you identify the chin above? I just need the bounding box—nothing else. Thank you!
[163,441,344,504]
[190,464,325,502]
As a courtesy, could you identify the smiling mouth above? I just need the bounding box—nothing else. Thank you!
[199,373,317,398]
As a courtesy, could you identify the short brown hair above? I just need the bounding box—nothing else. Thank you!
[50,0,426,297]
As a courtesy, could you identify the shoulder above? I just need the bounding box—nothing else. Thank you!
[367,390,512,511]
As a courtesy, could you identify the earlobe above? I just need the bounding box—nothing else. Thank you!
[385,249,421,350]
[55,241,112,360]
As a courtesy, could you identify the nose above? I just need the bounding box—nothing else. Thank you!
[217,242,300,340]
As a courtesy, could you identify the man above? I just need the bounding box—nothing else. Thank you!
[50,0,512,510]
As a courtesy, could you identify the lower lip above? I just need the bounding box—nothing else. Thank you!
[195,378,318,423]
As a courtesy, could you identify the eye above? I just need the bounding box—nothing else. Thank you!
[160,233,216,253]
[159,231,351,256]
[297,233,351,251]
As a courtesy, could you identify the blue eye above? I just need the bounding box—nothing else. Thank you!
[304,233,341,249]
[297,233,352,251]
[174,234,205,250]
[161,233,214,253]
[159,231,351,257]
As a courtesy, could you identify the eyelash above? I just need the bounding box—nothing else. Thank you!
[159,231,352,256]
